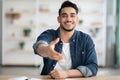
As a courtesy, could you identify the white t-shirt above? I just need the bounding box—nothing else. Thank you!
[54,43,72,70]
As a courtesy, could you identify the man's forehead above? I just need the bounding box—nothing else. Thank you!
[60,7,76,14]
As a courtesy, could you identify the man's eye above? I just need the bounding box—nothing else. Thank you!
[62,15,67,17]
[71,15,76,17]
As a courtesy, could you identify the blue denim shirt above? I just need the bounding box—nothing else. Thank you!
[33,28,98,77]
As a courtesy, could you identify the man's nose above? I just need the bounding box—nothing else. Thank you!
[66,16,72,21]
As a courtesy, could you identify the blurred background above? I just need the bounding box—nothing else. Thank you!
[0,0,120,76]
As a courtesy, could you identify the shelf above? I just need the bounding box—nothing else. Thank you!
[6,36,35,41]
[78,24,103,28]
[6,12,20,19]
[6,24,36,28]
[79,12,104,16]
[38,0,104,3]
[38,11,57,15]
[5,0,35,1]
[6,11,35,15]
[5,49,34,54]
[38,11,103,16]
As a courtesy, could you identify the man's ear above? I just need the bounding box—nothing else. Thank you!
[57,16,60,23]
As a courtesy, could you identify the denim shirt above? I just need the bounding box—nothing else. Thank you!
[33,28,98,77]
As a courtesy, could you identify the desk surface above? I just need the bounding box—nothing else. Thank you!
[0,75,120,80]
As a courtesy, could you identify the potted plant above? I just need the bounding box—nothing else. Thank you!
[79,19,83,25]
[19,41,25,50]
[23,28,31,36]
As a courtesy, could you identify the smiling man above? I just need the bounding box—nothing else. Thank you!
[33,0,98,79]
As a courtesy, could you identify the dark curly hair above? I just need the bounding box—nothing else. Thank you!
[58,0,79,15]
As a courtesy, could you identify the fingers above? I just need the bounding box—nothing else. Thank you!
[49,69,56,74]
[49,51,63,61]
[49,70,59,79]
[48,38,63,61]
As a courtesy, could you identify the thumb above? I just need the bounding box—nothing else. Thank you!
[50,38,60,46]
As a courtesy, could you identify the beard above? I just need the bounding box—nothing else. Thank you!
[61,25,75,32]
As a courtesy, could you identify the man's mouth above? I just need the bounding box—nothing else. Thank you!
[65,22,72,25]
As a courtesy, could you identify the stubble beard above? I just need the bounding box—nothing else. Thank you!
[61,25,75,32]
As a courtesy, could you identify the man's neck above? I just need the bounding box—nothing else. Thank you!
[60,28,74,43]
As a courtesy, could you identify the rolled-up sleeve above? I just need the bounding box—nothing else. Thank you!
[77,66,92,77]
[33,30,54,55]
[33,40,49,54]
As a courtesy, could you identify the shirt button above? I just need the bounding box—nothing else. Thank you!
[82,52,84,54]
[53,64,55,67]
[73,39,75,42]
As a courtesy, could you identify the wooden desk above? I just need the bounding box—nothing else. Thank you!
[0,75,120,80]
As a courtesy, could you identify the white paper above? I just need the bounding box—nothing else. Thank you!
[29,78,41,80]
[8,76,28,80]
[8,76,42,80]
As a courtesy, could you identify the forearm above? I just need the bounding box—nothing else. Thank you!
[66,69,83,78]
[49,69,83,79]
[36,44,48,57]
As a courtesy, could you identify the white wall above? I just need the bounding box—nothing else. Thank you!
[2,0,106,66]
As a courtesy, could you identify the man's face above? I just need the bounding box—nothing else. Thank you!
[58,7,78,32]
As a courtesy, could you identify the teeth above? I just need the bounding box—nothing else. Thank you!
[66,23,71,24]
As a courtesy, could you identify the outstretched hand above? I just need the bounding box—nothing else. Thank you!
[47,38,63,61]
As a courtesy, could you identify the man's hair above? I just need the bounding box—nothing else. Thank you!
[58,0,78,15]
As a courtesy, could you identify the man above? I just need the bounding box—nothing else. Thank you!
[33,0,98,79]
